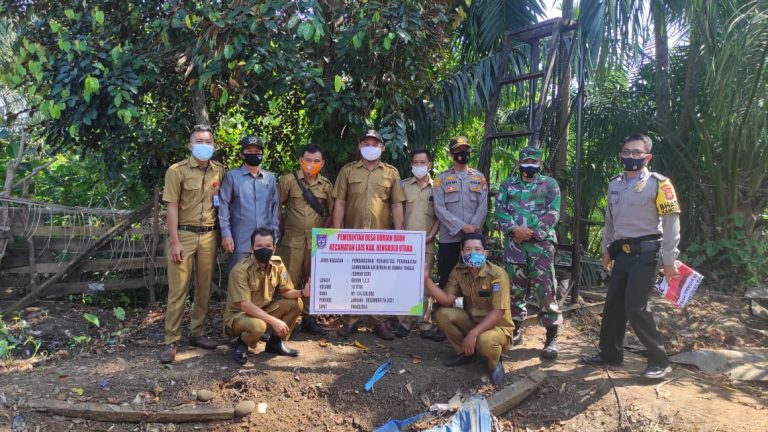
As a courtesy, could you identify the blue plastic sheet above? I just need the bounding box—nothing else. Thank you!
[423,396,492,432]
[374,412,429,432]
[365,359,393,392]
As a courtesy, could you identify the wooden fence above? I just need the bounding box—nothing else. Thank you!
[0,196,229,314]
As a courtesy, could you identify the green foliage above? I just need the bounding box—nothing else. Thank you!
[83,313,100,328]
[0,315,43,361]
[684,236,768,290]
[112,307,125,322]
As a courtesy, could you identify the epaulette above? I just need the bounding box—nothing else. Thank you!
[609,174,622,182]
[649,172,669,181]
[380,162,398,171]
[170,159,190,169]
[270,256,284,264]
[210,160,225,167]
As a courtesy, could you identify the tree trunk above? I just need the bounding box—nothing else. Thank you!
[678,27,702,145]
[553,0,573,181]
[652,4,673,132]
[191,86,211,126]
[1,131,27,197]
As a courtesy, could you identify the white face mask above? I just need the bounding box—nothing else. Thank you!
[411,165,429,178]
[360,146,382,161]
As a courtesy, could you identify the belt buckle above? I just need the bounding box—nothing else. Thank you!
[621,243,632,254]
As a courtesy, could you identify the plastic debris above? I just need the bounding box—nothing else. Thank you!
[423,395,492,432]
[374,412,428,432]
[99,379,111,389]
[365,359,392,392]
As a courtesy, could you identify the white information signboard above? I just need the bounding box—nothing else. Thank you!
[309,228,424,315]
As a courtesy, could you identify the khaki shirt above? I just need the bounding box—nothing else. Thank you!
[224,255,295,328]
[332,160,405,229]
[444,262,514,337]
[278,170,334,248]
[401,176,436,233]
[162,157,225,226]
[601,168,681,265]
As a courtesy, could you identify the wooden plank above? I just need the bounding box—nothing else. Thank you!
[46,279,148,297]
[520,301,604,328]
[23,225,165,238]
[486,130,532,140]
[506,18,578,42]
[487,370,548,416]
[2,251,230,274]
[498,70,545,86]
[24,399,234,423]
[1,256,167,274]
[580,290,607,301]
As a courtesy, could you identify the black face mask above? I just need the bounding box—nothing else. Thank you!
[519,165,541,178]
[243,153,263,166]
[620,157,645,172]
[452,151,470,164]
[253,247,273,263]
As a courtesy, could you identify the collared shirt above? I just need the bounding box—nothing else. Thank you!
[332,160,405,229]
[601,168,681,265]
[224,255,295,328]
[218,165,279,253]
[444,262,514,337]
[495,173,561,264]
[162,157,225,226]
[401,176,436,233]
[278,170,334,248]
[433,167,488,243]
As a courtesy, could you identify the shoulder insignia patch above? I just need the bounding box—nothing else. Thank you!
[491,283,500,293]
[656,178,680,215]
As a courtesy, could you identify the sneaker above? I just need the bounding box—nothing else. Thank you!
[642,365,672,379]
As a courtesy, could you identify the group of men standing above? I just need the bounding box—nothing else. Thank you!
[158,124,680,385]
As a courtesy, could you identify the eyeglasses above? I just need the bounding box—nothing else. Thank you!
[619,150,649,157]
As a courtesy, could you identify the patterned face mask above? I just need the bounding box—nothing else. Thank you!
[462,252,487,268]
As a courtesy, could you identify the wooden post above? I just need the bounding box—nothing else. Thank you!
[26,237,37,294]
[147,185,161,304]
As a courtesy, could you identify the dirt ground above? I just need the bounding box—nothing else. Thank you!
[1,291,767,432]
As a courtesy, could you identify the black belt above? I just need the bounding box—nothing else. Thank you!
[609,234,661,258]
[178,225,217,233]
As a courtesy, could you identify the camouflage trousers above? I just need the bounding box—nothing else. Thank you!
[505,241,563,328]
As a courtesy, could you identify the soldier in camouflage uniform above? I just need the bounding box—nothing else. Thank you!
[495,146,563,359]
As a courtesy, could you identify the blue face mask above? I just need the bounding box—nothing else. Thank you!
[462,252,487,268]
[191,143,214,161]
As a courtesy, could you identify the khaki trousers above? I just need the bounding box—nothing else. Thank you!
[164,230,219,344]
[435,307,510,370]
[277,244,312,313]
[226,298,303,348]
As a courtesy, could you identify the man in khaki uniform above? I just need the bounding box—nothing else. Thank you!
[278,144,334,335]
[332,129,405,340]
[159,124,225,364]
[226,227,306,365]
[394,149,440,338]
[423,232,513,385]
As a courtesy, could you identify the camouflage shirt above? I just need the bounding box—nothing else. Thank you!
[495,173,561,264]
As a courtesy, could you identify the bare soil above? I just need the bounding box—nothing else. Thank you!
[1,291,766,432]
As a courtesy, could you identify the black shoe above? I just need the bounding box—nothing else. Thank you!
[337,320,360,338]
[443,353,473,367]
[260,331,271,342]
[490,361,505,385]
[394,324,410,338]
[541,326,559,359]
[581,353,624,366]
[264,334,299,357]
[231,339,248,365]
[301,316,327,335]
[419,329,436,339]
[431,330,447,342]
